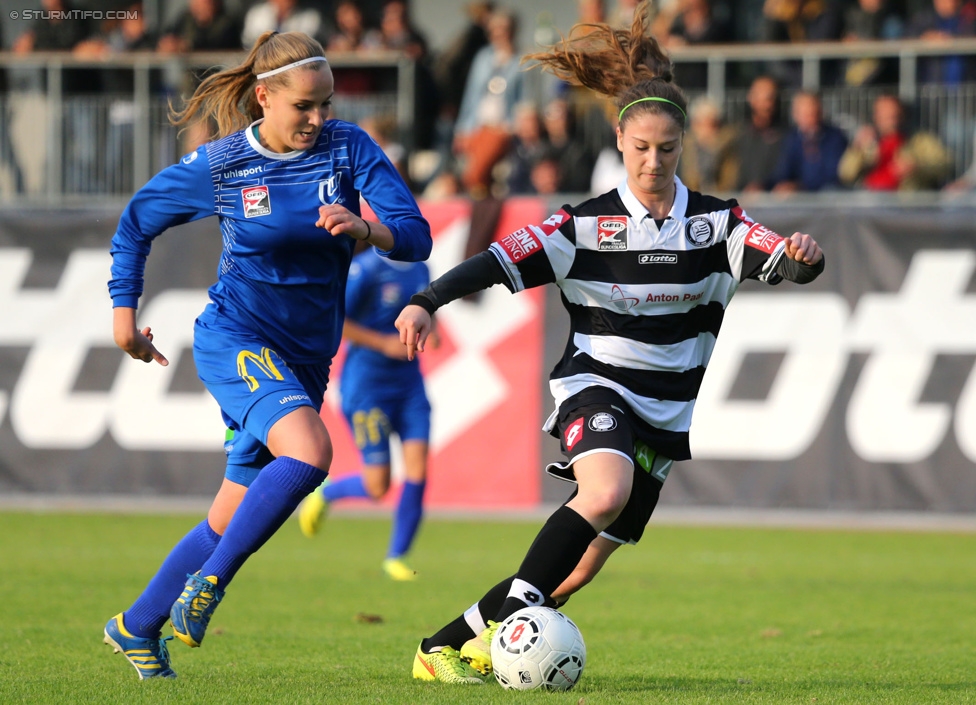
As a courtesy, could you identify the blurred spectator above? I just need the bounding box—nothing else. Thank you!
[453,8,525,198]
[505,102,551,195]
[609,0,642,28]
[543,97,596,193]
[734,74,785,192]
[13,0,99,193]
[12,0,95,54]
[74,2,161,193]
[529,151,563,195]
[378,0,428,58]
[578,0,607,24]
[664,0,734,90]
[327,0,383,52]
[377,0,439,149]
[678,95,739,192]
[241,0,325,49]
[0,16,24,193]
[361,112,410,184]
[760,0,843,86]
[842,0,904,86]
[159,0,242,53]
[907,0,976,84]
[771,91,848,192]
[589,111,626,194]
[838,94,951,190]
[432,1,494,125]
[945,124,976,191]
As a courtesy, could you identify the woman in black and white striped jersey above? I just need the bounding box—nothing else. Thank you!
[398,0,825,685]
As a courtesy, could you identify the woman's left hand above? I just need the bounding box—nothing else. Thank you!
[316,204,368,241]
[784,232,823,265]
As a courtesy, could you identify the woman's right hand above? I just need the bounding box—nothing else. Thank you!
[395,304,432,361]
[113,307,169,366]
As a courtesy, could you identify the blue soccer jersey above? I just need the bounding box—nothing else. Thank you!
[341,248,430,393]
[108,118,432,365]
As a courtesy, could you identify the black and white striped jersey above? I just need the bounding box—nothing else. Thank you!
[487,177,789,461]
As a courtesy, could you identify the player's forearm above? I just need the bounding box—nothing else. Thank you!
[342,320,390,353]
[408,251,508,313]
[778,255,825,284]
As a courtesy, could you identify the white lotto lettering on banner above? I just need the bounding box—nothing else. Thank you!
[692,250,976,462]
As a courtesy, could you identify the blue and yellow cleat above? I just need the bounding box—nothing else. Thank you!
[413,644,487,684]
[460,621,499,676]
[103,613,177,680]
[170,572,224,648]
[298,480,330,538]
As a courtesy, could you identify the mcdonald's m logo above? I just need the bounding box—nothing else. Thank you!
[236,347,284,392]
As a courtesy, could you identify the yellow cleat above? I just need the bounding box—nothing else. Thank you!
[298,482,329,538]
[460,621,499,676]
[413,644,487,684]
[383,557,417,581]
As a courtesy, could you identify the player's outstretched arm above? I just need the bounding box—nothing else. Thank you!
[395,305,432,361]
[113,306,169,366]
[316,204,395,251]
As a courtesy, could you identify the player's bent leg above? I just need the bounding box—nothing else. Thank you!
[170,572,225,648]
[103,613,177,680]
[460,621,500,676]
[551,536,622,603]
[413,643,487,684]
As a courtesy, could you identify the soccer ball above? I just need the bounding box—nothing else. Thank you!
[490,606,586,691]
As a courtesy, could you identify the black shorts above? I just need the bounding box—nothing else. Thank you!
[545,388,673,545]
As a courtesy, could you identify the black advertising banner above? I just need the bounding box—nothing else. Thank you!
[1,201,974,511]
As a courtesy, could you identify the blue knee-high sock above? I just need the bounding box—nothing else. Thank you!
[124,519,221,638]
[322,475,370,502]
[388,480,425,559]
[200,456,326,586]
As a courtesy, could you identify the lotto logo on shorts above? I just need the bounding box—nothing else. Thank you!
[745,223,783,253]
[242,186,271,218]
[565,417,584,450]
[499,228,542,262]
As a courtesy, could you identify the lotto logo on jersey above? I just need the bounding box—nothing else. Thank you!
[565,417,585,450]
[597,217,628,250]
[242,186,271,218]
[745,223,783,253]
[499,227,542,262]
[539,210,569,236]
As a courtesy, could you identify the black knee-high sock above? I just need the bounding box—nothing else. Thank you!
[421,576,514,652]
[496,505,596,622]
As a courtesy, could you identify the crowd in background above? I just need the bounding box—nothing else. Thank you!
[2,0,976,197]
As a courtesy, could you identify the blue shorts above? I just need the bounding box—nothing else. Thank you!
[193,321,331,487]
[340,379,431,466]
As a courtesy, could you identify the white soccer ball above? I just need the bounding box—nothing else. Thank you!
[490,606,586,691]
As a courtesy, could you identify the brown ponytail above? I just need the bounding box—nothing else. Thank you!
[523,0,687,129]
[170,31,328,141]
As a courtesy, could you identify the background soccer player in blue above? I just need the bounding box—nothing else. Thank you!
[298,247,436,582]
[103,31,431,680]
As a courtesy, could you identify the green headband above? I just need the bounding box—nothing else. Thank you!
[618,96,687,123]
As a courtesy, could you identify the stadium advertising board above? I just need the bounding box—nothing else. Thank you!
[0,201,973,511]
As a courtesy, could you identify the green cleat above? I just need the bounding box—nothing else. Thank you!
[298,481,329,538]
[413,644,487,684]
[460,621,499,676]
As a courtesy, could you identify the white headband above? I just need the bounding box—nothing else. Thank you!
[256,56,328,80]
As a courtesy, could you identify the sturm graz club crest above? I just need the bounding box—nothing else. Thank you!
[685,215,714,247]
[588,412,617,432]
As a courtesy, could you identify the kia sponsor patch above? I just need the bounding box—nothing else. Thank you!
[242,185,271,218]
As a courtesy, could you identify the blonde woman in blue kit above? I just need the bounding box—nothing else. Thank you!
[102,31,430,680]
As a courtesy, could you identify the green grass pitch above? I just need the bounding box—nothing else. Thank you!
[0,510,974,704]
